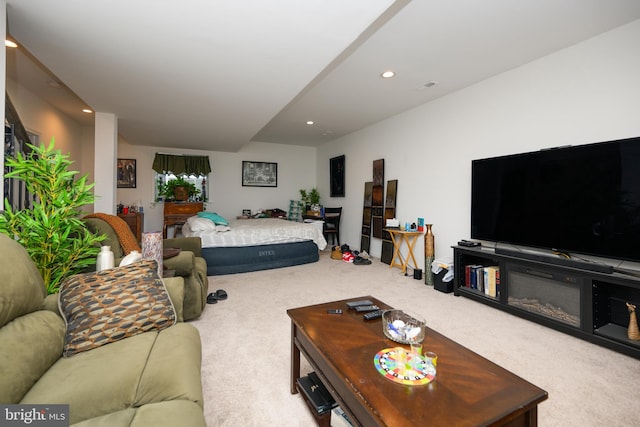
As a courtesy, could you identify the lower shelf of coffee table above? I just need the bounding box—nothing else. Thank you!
[295,382,331,427]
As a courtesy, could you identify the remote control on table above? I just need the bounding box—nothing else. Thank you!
[354,305,380,312]
[363,310,384,320]
[346,299,373,308]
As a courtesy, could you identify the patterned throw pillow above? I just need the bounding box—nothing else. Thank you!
[59,260,176,357]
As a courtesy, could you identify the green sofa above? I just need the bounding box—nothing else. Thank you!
[0,233,206,426]
[83,216,209,321]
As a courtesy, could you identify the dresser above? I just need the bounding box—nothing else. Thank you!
[163,202,203,238]
[117,212,144,242]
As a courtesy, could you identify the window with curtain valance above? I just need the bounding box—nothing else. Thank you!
[152,153,212,176]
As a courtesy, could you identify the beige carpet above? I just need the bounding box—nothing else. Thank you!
[191,251,640,427]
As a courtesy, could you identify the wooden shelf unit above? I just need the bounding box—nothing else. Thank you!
[118,212,144,242]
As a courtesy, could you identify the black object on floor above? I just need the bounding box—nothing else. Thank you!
[207,289,228,304]
[353,257,372,265]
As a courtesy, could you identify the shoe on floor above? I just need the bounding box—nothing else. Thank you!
[207,289,228,304]
[353,256,372,265]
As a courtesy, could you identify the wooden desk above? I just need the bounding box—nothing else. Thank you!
[163,202,203,238]
[288,296,547,427]
[385,229,422,274]
[118,212,143,242]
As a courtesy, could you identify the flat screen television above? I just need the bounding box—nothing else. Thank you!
[471,136,640,262]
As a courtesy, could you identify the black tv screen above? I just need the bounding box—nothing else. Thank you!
[471,136,640,262]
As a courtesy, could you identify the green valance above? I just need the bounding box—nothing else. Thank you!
[152,153,212,176]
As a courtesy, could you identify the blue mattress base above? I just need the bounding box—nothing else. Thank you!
[202,240,319,275]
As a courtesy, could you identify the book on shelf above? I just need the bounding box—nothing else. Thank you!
[483,266,499,297]
[296,372,337,415]
[465,264,484,289]
[473,265,484,292]
[331,406,353,427]
[465,265,471,287]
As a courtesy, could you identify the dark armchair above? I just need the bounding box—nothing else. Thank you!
[83,214,208,321]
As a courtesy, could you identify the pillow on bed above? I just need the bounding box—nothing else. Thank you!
[197,211,229,226]
[186,216,216,231]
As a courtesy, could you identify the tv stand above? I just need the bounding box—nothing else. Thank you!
[494,247,614,274]
[454,245,640,359]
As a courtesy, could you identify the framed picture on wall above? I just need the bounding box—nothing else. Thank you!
[330,155,345,197]
[242,161,278,187]
[117,158,136,188]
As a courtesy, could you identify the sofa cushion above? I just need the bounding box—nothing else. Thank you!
[0,310,65,403]
[0,234,47,328]
[21,323,203,425]
[59,260,176,357]
[133,324,203,408]
[70,400,206,427]
[162,236,203,258]
[83,217,125,260]
[163,251,195,277]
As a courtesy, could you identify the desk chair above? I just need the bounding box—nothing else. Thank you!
[323,207,342,245]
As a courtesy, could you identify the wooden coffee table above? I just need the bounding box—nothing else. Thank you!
[288,296,547,427]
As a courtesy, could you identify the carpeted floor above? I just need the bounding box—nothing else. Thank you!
[191,251,640,427]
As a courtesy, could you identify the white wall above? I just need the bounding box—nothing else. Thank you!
[6,78,93,174]
[317,19,640,267]
[116,140,316,233]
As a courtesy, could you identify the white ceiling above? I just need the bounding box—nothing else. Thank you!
[6,0,640,152]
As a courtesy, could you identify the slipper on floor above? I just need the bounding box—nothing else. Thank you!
[353,256,372,265]
[214,289,228,300]
[206,293,218,304]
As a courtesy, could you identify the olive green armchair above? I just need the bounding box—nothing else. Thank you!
[83,214,208,321]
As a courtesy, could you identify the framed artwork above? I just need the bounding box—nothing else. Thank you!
[242,161,278,187]
[117,158,136,188]
[372,159,385,238]
[330,155,345,197]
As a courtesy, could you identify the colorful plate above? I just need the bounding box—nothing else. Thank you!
[374,347,436,386]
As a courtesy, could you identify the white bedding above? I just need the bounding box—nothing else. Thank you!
[182,217,327,250]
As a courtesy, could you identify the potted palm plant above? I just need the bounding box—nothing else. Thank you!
[299,188,321,215]
[0,139,105,293]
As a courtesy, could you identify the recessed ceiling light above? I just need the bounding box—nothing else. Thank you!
[381,70,395,79]
[306,121,314,125]
[82,109,93,114]
[5,40,17,48]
